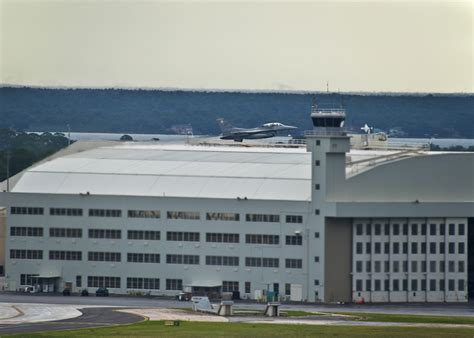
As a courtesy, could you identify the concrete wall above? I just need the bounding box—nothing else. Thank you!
[324,217,352,302]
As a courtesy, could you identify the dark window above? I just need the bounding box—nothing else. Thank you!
[285,215,303,224]
[222,281,239,292]
[285,235,302,245]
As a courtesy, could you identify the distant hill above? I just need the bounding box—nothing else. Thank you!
[0,87,472,138]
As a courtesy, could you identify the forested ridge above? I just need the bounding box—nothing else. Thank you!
[1,87,473,138]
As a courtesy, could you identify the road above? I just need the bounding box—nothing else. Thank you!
[0,307,143,334]
[1,293,474,316]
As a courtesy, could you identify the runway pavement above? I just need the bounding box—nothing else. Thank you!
[0,307,144,335]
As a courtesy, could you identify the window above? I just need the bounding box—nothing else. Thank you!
[411,279,418,291]
[88,209,121,217]
[430,261,436,273]
[245,257,279,268]
[89,229,121,239]
[421,242,427,254]
[314,232,320,238]
[10,227,43,237]
[10,249,43,260]
[166,279,182,291]
[448,242,455,254]
[314,279,319,286]
[366,280,372,292]
[285,235,302,246]
[458,243,465,254]
[49,250,82,261]
[374,242,381,254]
[206,212,240,221]
[440,224,445,235]
[403,260,408,273]
[430,242,436,254]
[20,274,39,285]
[286,215,303,224]
[87,276,120,288]
[430,279,436,291]
[50,208,83,216]
[245,282,251,294]
[384,242,390,254]
[285,283,291,296]
[128,210,160,218]
[430,224,436,236]
[411,242,418,254]
[166,254,200,265]
[167,232,200,242]
[440,279,445,291]
[285,259,302,269]
[366,261,371,273]
[393,243,399,254]
[10,207,44,215]
[374,279,381,291]
[206,233,239,243]
[411,261,418,273]
[403,242,408,254]
[421,261,427,273]
[393,279,399,291]
[315,184,320,190]
[127,253,160,263]
[206,256,239,266]
[356,242,363,254]
[127,277,160,289]
[402,224,408,235]
[375,261,381,273]
[449,261,455,273]
[421,279,426,291]
[448,279,455,291]
[167,211,200,220]
[222,281,239,292]
[440,260,445,273]
[315,160,320,166]
[459,261,465,273]
[245,234,279,245]
[50,228,82,238]
[314,256,319,263]
[393,224,400,235]
[88,252,121,262]
[245,214,280,223]
[411,224,418,236]
[356,261,363,273]
[384,261,390,272]
[128,230,160,240]
[356,224,363,235]
[449,223,455,236]
[458,280,465,291]
[384,224,390,236]
[458,224,465,236]
[403,279,408,291]
[440,242,445,254]
[366,224,371,235]
[76,275,82,287]
[315,209,320,215]
[356,279,363,291]
[374,224,381,235]
[366,242,371,254]
[421,224,426,235]
[393,261,399,273]
[384,279,390,291]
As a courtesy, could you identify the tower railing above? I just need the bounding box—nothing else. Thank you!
[304,128,347,137]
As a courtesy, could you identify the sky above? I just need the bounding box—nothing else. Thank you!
[0,0,472,93]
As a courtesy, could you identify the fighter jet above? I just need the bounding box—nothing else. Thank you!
[217,118,297,142]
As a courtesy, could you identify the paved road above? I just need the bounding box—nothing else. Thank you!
[0,307,144,335]
[0,293,473,317]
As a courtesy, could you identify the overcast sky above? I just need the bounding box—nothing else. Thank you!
[0,0,472,93]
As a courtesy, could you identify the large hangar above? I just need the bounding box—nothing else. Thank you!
[1,111,473,303]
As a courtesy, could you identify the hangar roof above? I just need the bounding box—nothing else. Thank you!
[9,143,312,201]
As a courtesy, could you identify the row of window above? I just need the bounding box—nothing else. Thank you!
[355,260,465,274]
[355,241,465,255]
[11,228,300,246]
[355,223,466,237]
[10,250,303,268]
[355,278,466,292]
[11,207,302,223]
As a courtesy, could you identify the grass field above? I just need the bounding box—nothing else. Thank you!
[328,312,474,325]
[8,320,474,338]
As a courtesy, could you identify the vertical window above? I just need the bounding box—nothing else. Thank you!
[411,279,418,291]
[393,279,399,291]
[356,242,363,254]
[458,224,465,236]
[374,224,381,235]
[430,242,436,254]
[411,242,418,254]
[366,243,371,254]
[449,224,455,236]
[393,224,400,235]
[430,224,436,236]
[356,280,363,291]
[411,224,418,236]
[356,224,363,235]
[245,282,251,294]
[430,279,436,291]
[411,261,418,273]
[402,224,408,235]
[440,224,445,236]
[285,283,291,296]
[366,224,371,236]
[76,276,82,287]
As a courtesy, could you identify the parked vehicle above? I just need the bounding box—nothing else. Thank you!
[95,287,109,297]
[81,289,89,297]
[62,288,71,296]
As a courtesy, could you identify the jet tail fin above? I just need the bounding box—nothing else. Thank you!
[216,118,234,133]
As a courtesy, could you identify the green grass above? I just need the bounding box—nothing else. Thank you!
[7,320,474,338]
[328,312,474,325]
[284,310,323,317]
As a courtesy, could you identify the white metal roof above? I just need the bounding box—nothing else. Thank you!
[11,143,312,201]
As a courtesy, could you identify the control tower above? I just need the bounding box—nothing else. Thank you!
[305,99,352,302]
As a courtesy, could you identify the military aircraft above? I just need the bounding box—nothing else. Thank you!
[216,118,297,142]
